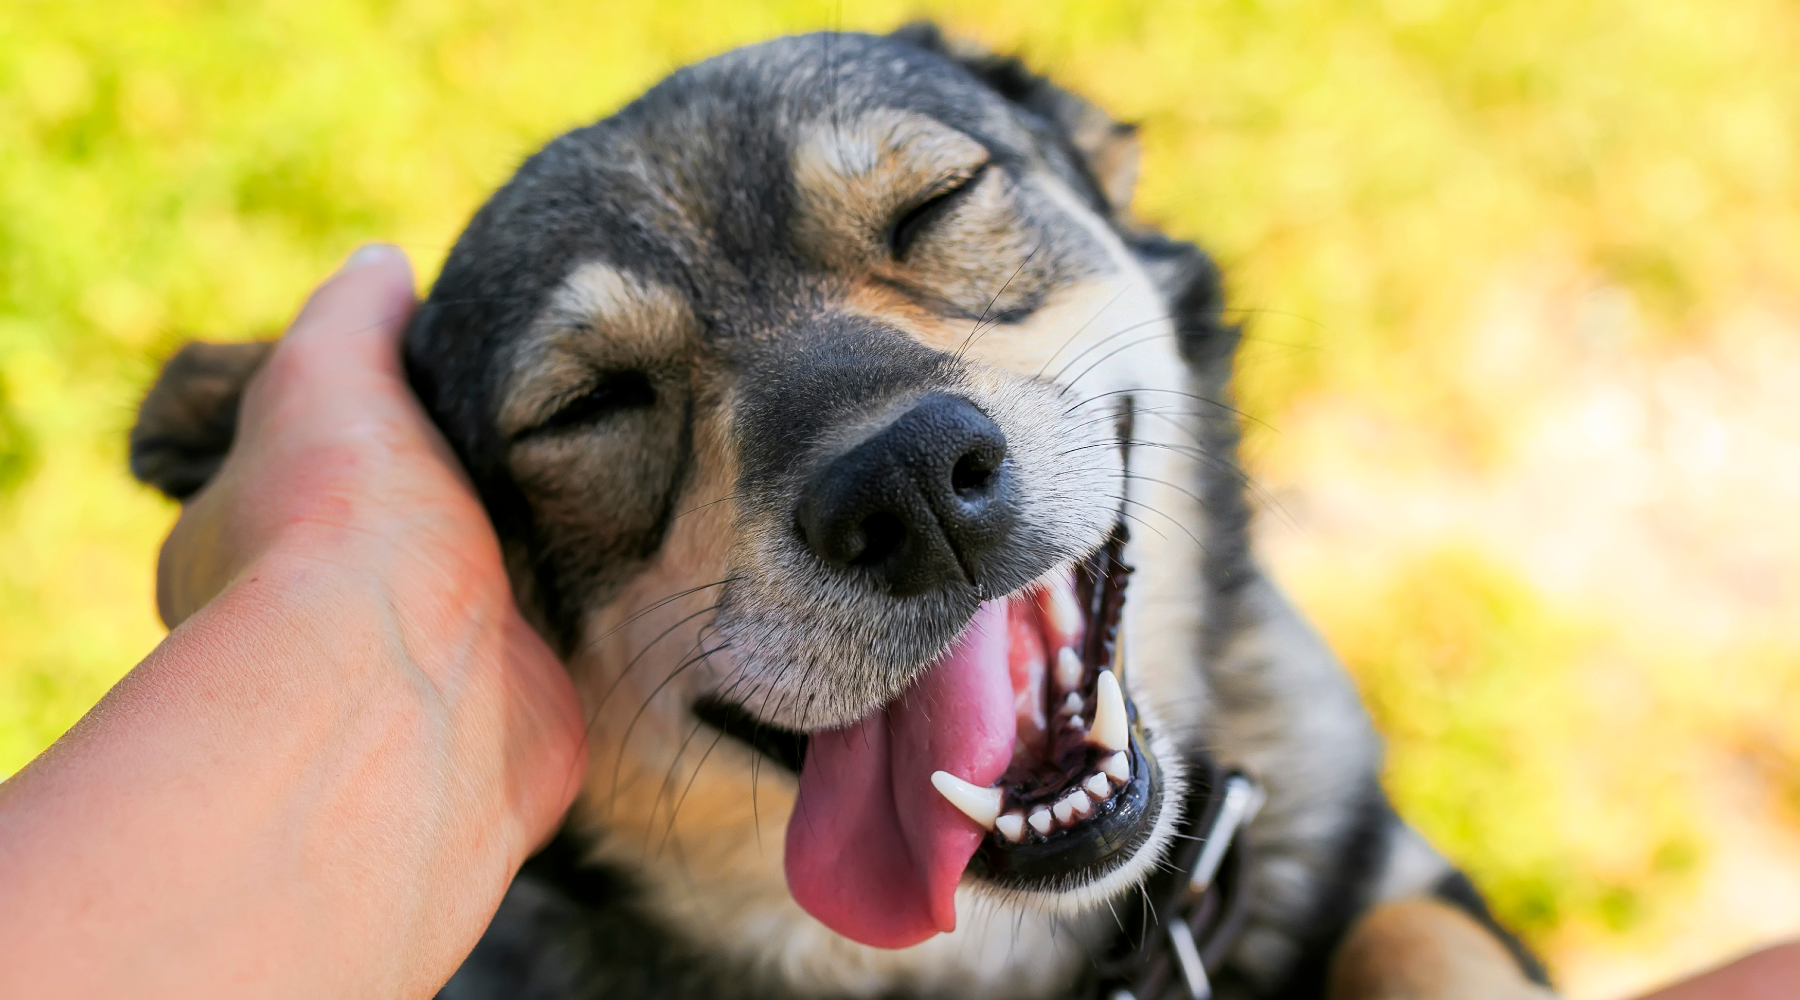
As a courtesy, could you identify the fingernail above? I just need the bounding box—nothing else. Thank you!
[338,242,405,273]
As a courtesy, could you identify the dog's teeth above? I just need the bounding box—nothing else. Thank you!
[930,771,1001,830]
[1068,715,1085,732]
[1028,808,1054,835]
[995,812,1027,843]
[1060,692,1084,716]
[1053,789,1093,824]
[1055,647,1084,691]
[1089,670,1129,752]
[1103,750,1131,783]
[1046,581,1083,640]
[1084,772,1113,799]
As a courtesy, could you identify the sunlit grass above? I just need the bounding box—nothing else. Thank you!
[4,1,1798,988]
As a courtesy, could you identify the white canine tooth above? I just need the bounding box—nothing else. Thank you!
[1028,808,1055,835]
[1089,670,1129,752]
[995,812,1027,843]
[1084,772,1113,799]
[1047,582,1083,639]
[1055,647,1084,691]
[930,771,1002,830]
[1068,715,1085,732]
[1060,692,1084,716]
[1053,797,1075,824]
[1103,751,1131,783]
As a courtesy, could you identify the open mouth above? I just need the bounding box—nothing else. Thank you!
[960,532,1160,888]
[694,529,1161,947]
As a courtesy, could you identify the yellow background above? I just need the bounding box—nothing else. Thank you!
[4,2,1798,995]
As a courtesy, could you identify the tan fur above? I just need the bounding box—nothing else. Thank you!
[1328,899,1557,1000]
[791,110,990,271]
[498,264,697,438]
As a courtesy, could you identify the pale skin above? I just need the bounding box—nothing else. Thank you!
[0,246,1786,998]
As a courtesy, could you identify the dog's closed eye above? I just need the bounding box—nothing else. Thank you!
[518,370,656,439]
[889,164,988,259]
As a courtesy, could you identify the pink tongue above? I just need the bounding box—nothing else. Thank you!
[784,599,1017,948]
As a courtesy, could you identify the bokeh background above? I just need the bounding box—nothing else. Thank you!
[3,1,1798,994]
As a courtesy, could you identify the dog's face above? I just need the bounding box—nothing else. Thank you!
[408,27,1229,972]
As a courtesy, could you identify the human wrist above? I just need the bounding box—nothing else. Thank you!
[235,529,581,863]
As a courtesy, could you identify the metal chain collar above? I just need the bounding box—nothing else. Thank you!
[1082,757,1264,1000]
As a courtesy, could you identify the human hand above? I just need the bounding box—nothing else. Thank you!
[0,245,586,999]
[157,242,586,857]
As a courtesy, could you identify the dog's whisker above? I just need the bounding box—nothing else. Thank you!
[573,577,740,661]
[1106,499,1170,542]
[586,600,724,737]
[607,640,732,808]
[1059,332,1189,391]
[656,724,732,857]
[1045,313,1178,384]
[955,243,1042,361]
[1114,435,1295,527]
[1035,282,1133,379]
[645,712,717,855]
[670,489,748,524]
[1109,495,1205,549]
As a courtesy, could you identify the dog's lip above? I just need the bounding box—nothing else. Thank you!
[691,694,809,773]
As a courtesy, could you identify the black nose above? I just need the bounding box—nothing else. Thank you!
[798,394,1013,597]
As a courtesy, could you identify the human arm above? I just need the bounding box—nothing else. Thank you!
[0,246,587,998]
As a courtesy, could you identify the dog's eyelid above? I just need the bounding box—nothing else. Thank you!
[889,161,992,258]
[514,369,657,441]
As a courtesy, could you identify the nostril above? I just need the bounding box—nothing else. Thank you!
[796,393,1013,595]
[951,450,999,497]
[851,511,907,569]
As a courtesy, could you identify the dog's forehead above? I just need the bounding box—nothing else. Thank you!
[415,30,1117,469]
[545,37,1029,279]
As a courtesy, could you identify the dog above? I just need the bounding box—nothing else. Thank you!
[130,24,1556,1000]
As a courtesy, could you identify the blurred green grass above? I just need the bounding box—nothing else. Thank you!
[4,0,1798,981]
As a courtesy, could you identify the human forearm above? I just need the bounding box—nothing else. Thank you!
[0,545,551,998]
[0,247,585,997]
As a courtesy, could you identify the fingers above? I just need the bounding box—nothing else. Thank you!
[156,245,425,627]
[240,244,420,438]
[287,243,417,361]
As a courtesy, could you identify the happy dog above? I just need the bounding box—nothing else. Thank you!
[132,24,1554,1000]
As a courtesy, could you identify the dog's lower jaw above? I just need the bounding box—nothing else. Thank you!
[966,693,1188,920]
[562,658,1189,999]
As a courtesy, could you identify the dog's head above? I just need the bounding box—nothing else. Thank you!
[405,26,1237,953]
[138,24,1240,966]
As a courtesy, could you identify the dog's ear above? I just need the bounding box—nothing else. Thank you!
[890,21,1142,213]
[130,340,274,500]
